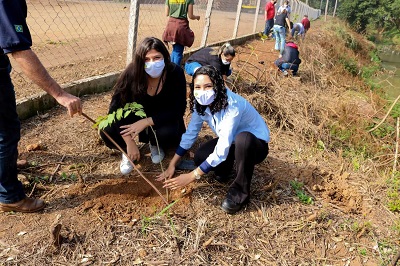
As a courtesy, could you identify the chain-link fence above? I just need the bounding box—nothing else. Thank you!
[12,0,319,100]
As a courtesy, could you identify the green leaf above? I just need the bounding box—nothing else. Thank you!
[124,110,132,118]
[107,113,115,125]
[116,108,123,120]
[135,110,146,118]
[99,120,109,130]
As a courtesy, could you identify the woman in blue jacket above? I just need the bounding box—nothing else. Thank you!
[157,66,270,214]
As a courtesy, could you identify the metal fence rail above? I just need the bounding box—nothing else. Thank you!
[12,0,320,100]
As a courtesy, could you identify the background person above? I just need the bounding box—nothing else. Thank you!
[162,0,200,66]
[100,37,187,174]
[273,9,291,55]
[301,14,311,34]
[291,22,305,40]
[262,0,277,39]
[274,41,301,76]
[0,0,82,213]
[277,0,291,18]
[157,66,270,215]
[184,43,235,82]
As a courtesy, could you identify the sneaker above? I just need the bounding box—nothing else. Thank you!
[150,145,165,164]
[283,70,289,76]
[120,154,134,175]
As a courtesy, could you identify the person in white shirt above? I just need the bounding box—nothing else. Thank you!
[157,65,270,214]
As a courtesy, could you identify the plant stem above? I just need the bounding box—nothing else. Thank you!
[81,112,168,205]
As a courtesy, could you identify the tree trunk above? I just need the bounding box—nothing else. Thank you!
[333,0,338,17]
[324,0,329,21]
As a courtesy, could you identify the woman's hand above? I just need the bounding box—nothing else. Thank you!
[120,118,150,138]
[156,165,176,181]
[127,141,140,162]
[163,172,195,190]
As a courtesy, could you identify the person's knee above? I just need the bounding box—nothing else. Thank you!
[235,132,254,150]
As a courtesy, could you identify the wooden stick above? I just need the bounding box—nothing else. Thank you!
[81,113,168,205]
[393,117,399,177]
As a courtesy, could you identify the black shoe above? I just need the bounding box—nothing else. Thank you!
[215,174,230,183]
[220,198,244,214]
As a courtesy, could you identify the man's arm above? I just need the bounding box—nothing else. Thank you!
[12,49,82,117]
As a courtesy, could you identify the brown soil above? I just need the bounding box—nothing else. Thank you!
[1,20,400,265]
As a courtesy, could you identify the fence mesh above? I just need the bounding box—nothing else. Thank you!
[12,0,319,100]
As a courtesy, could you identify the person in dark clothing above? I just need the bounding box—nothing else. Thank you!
[0,0,82,213]
[272,9,291,55]
[100,37,187,175]
[184,43,235,82]
[274,41,301,75]
[157,66,270,214]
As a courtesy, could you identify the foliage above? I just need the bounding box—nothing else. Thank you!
[387,173,400,212]
[290,180,314,204]
[93,102,146,130]
[338,0,400,39]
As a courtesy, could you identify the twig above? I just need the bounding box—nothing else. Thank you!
[81,112,168,205]
[49,155,66,182]
[368,94,400,133]
[28,182,37,197]
[393,117,399,177]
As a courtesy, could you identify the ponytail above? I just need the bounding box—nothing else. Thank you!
[219,43,236,57]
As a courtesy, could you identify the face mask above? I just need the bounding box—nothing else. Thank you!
[221,58,230,65]
[194,89,215,106]
[145,59,165,78]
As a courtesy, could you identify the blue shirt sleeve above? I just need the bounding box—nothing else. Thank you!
[0,0,32,54]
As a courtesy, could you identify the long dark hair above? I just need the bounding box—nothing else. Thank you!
[189,65,228,116]
[112,37,172,105]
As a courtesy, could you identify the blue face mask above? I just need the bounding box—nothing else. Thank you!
[145,59,165,78]
[194,89,215,106]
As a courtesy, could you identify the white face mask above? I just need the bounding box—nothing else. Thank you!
[221,58,230,65]
[194,89,215,106]
[145,59,165,78]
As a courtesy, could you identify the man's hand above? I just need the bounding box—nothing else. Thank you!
[54,91,82,117]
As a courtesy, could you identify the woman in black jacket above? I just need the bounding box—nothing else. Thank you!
[100,37,187,174]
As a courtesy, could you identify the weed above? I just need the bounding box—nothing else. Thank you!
[141,200,179,235]
[289,180,313,205]
[358,247,367,256]
[367,122,395,138]
[60,172,77,182]
[339,57,359,76]
[387,173,400,212]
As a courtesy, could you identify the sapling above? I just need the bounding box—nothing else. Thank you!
[82,103,169,204]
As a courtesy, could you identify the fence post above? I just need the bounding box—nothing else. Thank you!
[126,0,140,65]
[252,0,262,33]
[200,0,214,48]
[324,0,329,21]
[233,0,243,38]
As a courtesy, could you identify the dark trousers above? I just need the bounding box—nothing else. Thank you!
[194,132,269,204]
[0,56,25,204]
[263,19,274,36]
[100,112,183,152]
